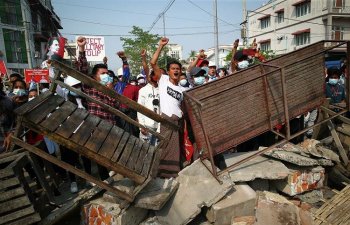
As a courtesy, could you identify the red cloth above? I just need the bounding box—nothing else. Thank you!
[120,84,140,109]
[26,130,44,145]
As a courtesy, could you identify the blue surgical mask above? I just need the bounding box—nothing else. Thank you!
[179,79,188,87]
[328,78,339,85]
[100,73,113,85]
[238,60,249,69]
[13,88,27,96]
[194,76,205,85]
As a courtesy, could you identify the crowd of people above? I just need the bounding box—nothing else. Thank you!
[0,35,348,193]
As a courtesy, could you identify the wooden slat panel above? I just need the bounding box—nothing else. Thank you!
[0,206,35,225]
[135,142,150,173]
[119,135,137,166]
[84,120,113,152]
[70,114,101,146]
[0,196,31,214]
[126,138,143,171]
[0,187,25,202]
[6,213,41,225]
[141,145,155,177]
[40,101,77,132]
[111,132,130,162]
[26,95,65,124]
[99,125,124,159]
[14,91,52,115]
[0,169,15,179]
[56,108,89,138]
[0,177,20,190]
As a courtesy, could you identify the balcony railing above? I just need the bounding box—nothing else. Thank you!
[331,6,350,14]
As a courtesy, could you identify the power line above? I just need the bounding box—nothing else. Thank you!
[148,0,175,32]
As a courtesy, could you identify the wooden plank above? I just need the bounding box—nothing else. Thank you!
[6,213,41,225]
[0,169,15,179]
[119,135,137,166]
[14,91,52,115]
[0,196,31,214]
[141,146,155,177]
[26,95,65,124]
[40,101,77,132]
[0,206,36,225]
[11,137,134,202]
[327,119,349,165]
[0,187,25,202]
[135,142,150,173]
[56,108,89,138]
[70,114,101,146]
[126,138,143,171]
[111,132,130,162]
[0,154,22,165]
[84,120,113,152]
[99,125,124,159]
[0,177,20,190]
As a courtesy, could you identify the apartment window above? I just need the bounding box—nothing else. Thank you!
[170,51,179,59]
[0,0,23,26]
[295,1,311,17]
[334,0,344,7]
[260,41,271,51]
[295,32,310,46]
[260,17,270,29]
[277,12,284,23]
[3,29,28,63]
[332,26,344,40]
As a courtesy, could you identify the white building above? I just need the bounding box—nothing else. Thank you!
[247,0,350,55]
[205,45,233,68]
[167,43,183,60]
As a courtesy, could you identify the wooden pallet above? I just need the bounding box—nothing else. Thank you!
[0,152,41,225]
[12,92,169,202]
[312,185,350,225]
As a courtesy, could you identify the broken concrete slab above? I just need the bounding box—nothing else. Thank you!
[299,139,340,162]
[295,189,324,204]
[231,216,255,225]
[206,183,256,225]
[155,159,233,225]
[134,178,179,210]
[262,145,333,166]
[247,179,270,192]
[272,166,325,196]
[224,151,289,182]
[255,191,301,225]
[82,198,148,225]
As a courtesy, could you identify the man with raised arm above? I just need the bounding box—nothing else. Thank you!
[150,37,187,178]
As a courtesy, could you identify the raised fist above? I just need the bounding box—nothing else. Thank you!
[234,39,239,48]
[117,51,126,58]
[159,37,169,46]
[77,36,86,47]
[140,49,147,57]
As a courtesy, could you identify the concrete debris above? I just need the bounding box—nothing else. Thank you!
[262,144,334,166]
[155,159,233,225]
[272,166,325,196]
[134,178,179,210]
[224,151,289,182]
[247,179,270,192]
[295,189,324,204]
[82,198,148,225]
[231,216,255,225]
[300,139,340,162]
[140,217,162,225]
[206,184,256,225]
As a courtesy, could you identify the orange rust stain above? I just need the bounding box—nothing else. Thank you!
[90,206,99,218]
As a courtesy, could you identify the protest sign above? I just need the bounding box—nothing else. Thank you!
[0,60,7,78]
[24,69,50,83]
[75,36,105,62]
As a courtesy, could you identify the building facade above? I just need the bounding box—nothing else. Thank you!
[167,43,183,61]
[0,0,62,74]
[247,0,350,55]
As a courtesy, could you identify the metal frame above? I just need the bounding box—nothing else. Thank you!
[184,40,350,180]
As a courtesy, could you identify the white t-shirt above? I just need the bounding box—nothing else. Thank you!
[159,74,187,118]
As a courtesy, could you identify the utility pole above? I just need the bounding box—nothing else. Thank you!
[242,0,247,46]
[213,0,219,67]
[163,13,167,65]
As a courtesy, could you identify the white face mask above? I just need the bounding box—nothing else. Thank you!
[179,79,187,87]
[238,60,249,69]
[138,79,145,84]
[28,97,35,101]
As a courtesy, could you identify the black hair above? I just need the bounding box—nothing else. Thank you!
[108,70,115,77]
[328,66,341,78]
[91,64,108,76]
[10,73,22,80]
[166,60,182,71]
[12,79,26,90]
[29,89,38,93]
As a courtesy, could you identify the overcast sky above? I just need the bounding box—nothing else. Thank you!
[52,0,267,70]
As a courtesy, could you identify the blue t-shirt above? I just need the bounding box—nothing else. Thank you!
[325,82,345,104]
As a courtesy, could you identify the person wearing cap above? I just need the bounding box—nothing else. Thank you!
[137,74,146,88]
[150,37,188,178]
[189,67,206,87]
[114,52,130,95]
[206,61,218,83]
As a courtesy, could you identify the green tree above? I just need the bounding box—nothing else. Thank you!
[120,26,160,74]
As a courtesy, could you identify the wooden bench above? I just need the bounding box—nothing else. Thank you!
[0,151,42,225]
[12,60,178,202]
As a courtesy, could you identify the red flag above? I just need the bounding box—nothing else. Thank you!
[183,120,194,162]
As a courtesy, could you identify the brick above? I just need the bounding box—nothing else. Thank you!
[206,184,256,225]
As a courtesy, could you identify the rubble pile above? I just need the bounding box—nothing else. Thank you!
[81,133,350,225]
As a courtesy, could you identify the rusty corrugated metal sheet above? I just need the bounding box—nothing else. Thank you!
[184,41,326,157]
